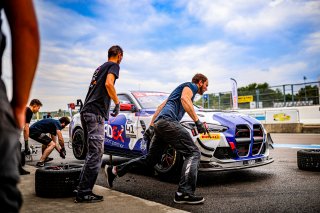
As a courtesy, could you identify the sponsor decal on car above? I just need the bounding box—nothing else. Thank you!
[200,133,220,140]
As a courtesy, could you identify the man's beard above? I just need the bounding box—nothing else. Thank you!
[198,86,205,95]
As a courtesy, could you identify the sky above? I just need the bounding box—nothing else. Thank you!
[1,0,320,111]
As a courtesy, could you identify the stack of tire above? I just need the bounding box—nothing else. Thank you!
[297,149,320,171]
[35,163,83,198]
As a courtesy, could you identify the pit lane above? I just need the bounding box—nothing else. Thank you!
[25,133,320,213]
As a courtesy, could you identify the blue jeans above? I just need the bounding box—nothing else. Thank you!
[0,83,22,212]
[77,112,105,196]
[117,117,201,195]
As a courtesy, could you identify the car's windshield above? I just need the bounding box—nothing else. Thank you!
[132,92,169,109]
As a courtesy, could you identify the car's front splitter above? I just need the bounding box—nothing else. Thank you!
[198,157,274,172]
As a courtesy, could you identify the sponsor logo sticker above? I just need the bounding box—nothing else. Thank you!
[200,133,220,140]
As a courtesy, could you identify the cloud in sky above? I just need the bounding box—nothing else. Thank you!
[1,0,320,111]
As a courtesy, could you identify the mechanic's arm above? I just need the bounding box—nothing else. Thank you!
[4,0,40,128]
[51,134,57,143]
[23,123,30,141]
[181,87,199,122]
[56,130,65,148]
[150,99,167,126]
[105,73,119,104]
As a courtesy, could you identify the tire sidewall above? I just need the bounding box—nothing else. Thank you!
[72,128,87,160]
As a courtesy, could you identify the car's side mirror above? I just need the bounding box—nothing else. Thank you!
[120,103,137,112]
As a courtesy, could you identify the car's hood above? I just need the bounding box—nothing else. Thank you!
[183,110,261,127]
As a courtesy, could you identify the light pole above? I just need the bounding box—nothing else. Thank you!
[303,76,307,104]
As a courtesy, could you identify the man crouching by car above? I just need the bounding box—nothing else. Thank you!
[29,117,70,167]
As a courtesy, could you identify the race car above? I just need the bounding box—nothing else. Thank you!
[69,91,274,177]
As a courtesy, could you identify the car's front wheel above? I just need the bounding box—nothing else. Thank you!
[154,144,182,180]
[72,128,87,160]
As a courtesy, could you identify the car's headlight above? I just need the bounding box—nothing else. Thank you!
[206,123,228,132]
[181,122,228,133]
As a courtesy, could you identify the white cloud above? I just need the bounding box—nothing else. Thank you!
[303,31,320,54]
[181,0,320,39]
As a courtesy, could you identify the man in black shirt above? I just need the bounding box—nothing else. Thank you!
[29,117,70,167]
[75,45,123,203]
[24,99,42,155]
[0,0,40,211]
[18,99,42,175]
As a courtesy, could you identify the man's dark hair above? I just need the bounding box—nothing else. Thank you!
[192,73,208,84]
[108,45,123,58]
[59,117,70,126]
[30,99,42,106]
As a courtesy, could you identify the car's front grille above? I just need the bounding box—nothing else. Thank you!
[213,147,236,159]
[252,124,264,155]
[235,125,251,157]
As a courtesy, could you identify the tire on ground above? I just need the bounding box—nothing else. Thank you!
[297,149,320,171]
[72,128,87,160]
[35,163,83,198]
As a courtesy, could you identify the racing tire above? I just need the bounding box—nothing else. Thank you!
[297,149,320,171]
[35,163,83,198]
[154,145,183,181]
[72,128,87,160]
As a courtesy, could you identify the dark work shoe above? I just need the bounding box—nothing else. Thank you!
[44,157,54,162]
[74,193,104,203]
[24,148,31,155]
[104,165,116,188]
[19,167,30,175]
[174,192,205,204]
[36,161,45,167]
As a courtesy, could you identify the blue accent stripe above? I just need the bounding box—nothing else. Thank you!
[255,116,266,121]
[273,144,320,149]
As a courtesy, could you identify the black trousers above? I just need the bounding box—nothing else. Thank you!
[117,117,201,195]
[0,84,22,212]
[77,112,105,196]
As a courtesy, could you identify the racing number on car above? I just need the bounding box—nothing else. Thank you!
[126,124,134,134]
[125,120,137,138]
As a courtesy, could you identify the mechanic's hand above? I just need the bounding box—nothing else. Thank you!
[144,126,155,142]
[195,119,206,134]
[111,103,120,117]
[60,147,66,159]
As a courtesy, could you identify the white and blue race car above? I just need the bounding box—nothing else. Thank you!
[69,91,274,177]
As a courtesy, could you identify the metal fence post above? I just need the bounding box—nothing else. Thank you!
[291,84,294,105]
[256,89,260,108]
[283,85,286,106]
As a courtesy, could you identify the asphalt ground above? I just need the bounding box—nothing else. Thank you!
[23,133,320,213]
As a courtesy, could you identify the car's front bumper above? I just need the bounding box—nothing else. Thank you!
[198,156,274,172]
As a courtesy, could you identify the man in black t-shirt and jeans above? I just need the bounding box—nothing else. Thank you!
[19,99,42,175]
[75,45,123,203]
[29,117,70,167]
[24,99,42,155]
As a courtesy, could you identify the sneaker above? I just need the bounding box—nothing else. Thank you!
[59,147,66,159]
[74,193,104,203]
[104,165,116,188]
[174,192,205,204]
[44,157,54,162]
[19,167,30,175]
[36,161,45,167]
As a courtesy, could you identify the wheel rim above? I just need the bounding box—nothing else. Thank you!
[155,145,177,173]
[72,131,85,158]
